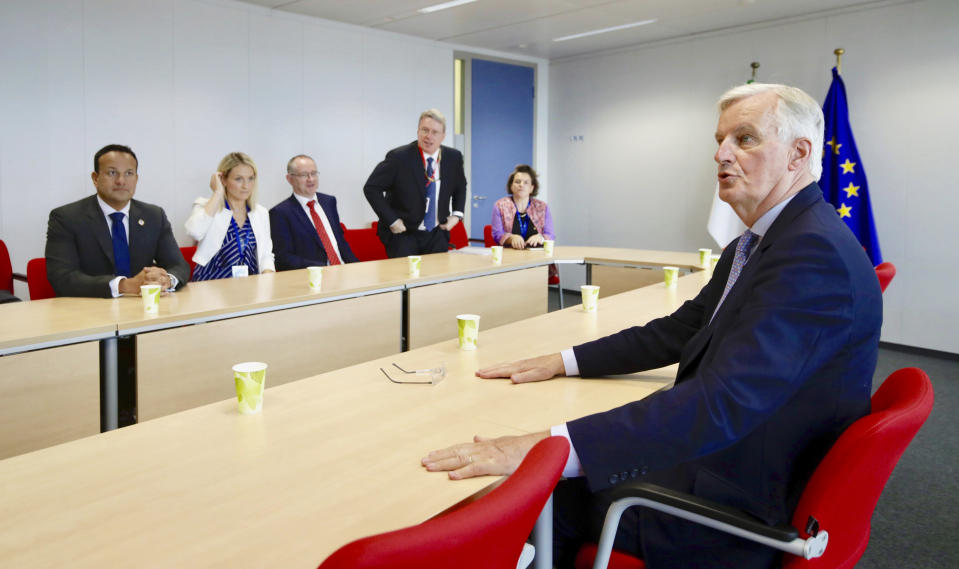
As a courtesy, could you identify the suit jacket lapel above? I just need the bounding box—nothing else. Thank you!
[674,184,822,381]
[86,195,116,265]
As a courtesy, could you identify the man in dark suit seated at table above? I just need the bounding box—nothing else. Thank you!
[45,144,189,298]
[363,109,467,257]
[269,154,358,270]
[423,84,882,569]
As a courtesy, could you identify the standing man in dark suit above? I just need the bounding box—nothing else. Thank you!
[269,154,358,270]
[363,109,467,257]
[422,84,883,568]
[45,144,189,298]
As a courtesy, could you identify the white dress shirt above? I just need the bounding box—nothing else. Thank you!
[293,192,344,263]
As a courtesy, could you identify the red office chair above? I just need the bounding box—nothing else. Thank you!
[484,225,496,247]
[179,246,197,280]
[0,239,13,293]
[26,258,56,300]
[448,220,469,249]
[576,367,934,569]
[317,436,570,569]
[875,262,896,293]
[342,226,388,262]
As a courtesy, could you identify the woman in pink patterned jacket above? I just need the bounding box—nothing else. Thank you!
[490,164,555,249]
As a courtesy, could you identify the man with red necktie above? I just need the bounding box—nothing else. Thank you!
[269,154,358,270]
[363,109,468,258]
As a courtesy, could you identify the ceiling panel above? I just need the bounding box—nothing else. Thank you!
[236,0,894,60]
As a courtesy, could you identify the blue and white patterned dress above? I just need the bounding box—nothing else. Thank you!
[192,206,259,282]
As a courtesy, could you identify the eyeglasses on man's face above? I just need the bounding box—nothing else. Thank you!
[290,171,319,179]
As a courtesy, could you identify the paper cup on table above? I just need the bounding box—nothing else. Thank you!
[543,239,555,257]
[456,314,480,350]
[490,246,503,265]
[307,266,323,290]
[408,255,422,277]
[580,285,600,313]
[231,265,249,278]
[698,248,713,269]
[663,266,679,289]
[233,362,267,414]
[710,254,721,270]
[140,284,161,314]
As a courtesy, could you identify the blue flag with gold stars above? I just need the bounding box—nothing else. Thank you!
[820,67,882,265]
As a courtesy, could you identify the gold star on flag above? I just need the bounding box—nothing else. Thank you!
[840,159,856,174]
[826,137,842,155]
[837,203,853,218]
[843,182,860,198]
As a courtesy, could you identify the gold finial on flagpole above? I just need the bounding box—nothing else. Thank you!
[750,61,760,83]
[834,48,845,74]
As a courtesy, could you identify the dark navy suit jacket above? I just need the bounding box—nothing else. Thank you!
[567,184,882,568]
[269,193,358,270]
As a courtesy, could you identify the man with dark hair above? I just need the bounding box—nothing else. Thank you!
[423,84,882,568]
[45,144,189,298]
[363,109,467,257]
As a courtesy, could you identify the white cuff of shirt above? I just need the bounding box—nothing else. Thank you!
[550,423,585,478]
[561,347,580,377]
[111,274,179,298]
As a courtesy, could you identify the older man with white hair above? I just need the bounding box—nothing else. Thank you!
[422,84,882,569]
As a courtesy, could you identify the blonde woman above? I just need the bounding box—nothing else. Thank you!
[185,152,275,281]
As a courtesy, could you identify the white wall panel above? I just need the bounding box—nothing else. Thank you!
[549,0,959,352]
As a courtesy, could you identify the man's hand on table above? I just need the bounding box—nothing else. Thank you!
[422,431,551,480]
[475,353,566,384]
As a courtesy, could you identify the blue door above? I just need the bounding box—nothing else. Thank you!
[470,59,535,241]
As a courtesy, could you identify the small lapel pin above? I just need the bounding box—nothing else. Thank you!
[138,219,145,226]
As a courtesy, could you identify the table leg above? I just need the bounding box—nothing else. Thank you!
[99,337,118,431]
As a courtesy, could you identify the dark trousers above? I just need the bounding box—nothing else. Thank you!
[380,227,449,258]
[553,478,643,568]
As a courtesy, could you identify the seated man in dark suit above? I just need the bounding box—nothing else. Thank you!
[45,144,189,298]
[363,109,467,257]
[422,84,883,569]
[269,154,358,270]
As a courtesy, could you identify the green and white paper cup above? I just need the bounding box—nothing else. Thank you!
[490,246,504,265]
[543,239,555,257]
[140,284,161,314]
[580,285,600,313]
[233,362,267,414]
[663,266,679,289]
[456,314,480,350]
[307,266,323,290]
[698,248,713,269]
[710,254,721,270]
[408,255,422,277]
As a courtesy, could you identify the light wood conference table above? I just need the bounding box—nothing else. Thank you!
[0,271,709,569]
[0,246,701,460]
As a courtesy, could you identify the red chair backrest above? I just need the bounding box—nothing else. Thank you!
[179,246,197,280]
[784,367,934,569]
[318,437,570,569]
[483,225,495,247]
[0,239,12,293]
[449,220,469,249]
[875,262,896,293]
[26,258,56,300]
[342,227,388,262]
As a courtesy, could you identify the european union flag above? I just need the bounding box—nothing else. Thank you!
[820,67,882,265]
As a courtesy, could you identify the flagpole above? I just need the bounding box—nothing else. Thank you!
[834,48,845,75]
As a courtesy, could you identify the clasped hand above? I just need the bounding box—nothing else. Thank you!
[119,266,172,294]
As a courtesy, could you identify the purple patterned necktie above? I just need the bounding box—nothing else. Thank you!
[712,229,758,322]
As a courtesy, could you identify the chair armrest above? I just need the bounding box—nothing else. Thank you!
[600,482,798,541]
[12,272,27,282]
[589,482,826,568]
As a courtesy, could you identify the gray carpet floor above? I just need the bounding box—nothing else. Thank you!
[549,289,959,567]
